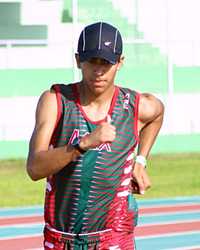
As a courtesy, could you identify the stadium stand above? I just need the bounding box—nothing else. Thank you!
[77,0,142,39]
[62,0,72,22]
[0,0,200,158]
[0,68,74,97]
[0,2,47,41]
[0,0,169,95]
[117,43,168,93]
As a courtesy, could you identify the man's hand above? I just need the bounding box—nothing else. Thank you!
[131,163,151,195]
[80,116,116,150]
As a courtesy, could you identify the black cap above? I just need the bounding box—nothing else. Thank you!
[77,22,123,65]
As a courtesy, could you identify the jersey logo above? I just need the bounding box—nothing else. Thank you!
[69,129,111,152]
[123,93,130,109]
[68,129,80,144]
[98,142,111,152]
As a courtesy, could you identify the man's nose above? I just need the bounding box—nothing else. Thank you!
[93,65,105,76]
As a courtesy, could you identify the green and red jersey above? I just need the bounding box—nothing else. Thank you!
[44,83,139,235]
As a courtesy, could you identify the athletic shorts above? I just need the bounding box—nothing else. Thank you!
[44,226,136,250]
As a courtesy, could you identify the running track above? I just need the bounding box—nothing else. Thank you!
[0,196,200,250]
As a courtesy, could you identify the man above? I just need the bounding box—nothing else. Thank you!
[27,22,164,250]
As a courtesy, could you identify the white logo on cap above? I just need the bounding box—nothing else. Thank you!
[104,41,112,46]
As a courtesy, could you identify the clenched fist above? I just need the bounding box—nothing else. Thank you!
[79,115,116,150]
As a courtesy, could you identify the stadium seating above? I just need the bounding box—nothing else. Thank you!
[0,2,47,41]
[0,0,200,157]
[0,68,74,97]
[0,0,200,94]
[77,0,142,39]
[62,0,72,22]
[117,43,168,93]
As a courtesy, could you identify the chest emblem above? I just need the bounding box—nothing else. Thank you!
[69,129,111,152]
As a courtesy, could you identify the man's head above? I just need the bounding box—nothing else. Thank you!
[77,22,123,65]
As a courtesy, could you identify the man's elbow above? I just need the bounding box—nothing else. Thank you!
[156,99,165,123]
[26,162,42,181]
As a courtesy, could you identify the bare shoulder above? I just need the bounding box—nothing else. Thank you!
[138,93,164,123]
[27,89,58,156]
[35,89,57,124]
[37,89,57,109]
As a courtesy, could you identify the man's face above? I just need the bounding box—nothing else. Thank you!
[76,56,124,95]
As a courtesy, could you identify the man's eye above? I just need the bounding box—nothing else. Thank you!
[103,60,110,65]
[88,59,96,64]
[88,58,110,65]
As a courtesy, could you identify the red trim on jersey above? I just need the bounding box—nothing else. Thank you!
[133,92,140,148]
[44,84,62,230]
[72,83,119,125]
[71,82,79,101]
[108,86,119,118]
[50,84,62,144]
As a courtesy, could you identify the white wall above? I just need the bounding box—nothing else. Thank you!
[138,0,200,66]
[0,43,73,69]
[0,0,81,69]
[112,0,200,66]
[0,94,200,141]
[110,0,135,24]
[0,96,38,140]
[1,0,200,68]
[0,0,200,141]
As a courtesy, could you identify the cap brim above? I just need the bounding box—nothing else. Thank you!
[79,50,120,65]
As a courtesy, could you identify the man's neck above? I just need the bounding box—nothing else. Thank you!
[79,82,115,107]
[77,82,116,121]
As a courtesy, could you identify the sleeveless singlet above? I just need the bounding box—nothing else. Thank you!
[44,83,140,235]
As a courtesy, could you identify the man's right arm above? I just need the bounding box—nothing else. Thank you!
[26,90,117,181]
[26,90,82,181]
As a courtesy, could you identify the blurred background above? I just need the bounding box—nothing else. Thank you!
[0,0,200,159]
[0,2,199,249]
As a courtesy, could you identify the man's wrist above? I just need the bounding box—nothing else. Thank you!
[73,142,87,154]
[71,137,88,154]
[79,135,90,152]
[135,155,147,168]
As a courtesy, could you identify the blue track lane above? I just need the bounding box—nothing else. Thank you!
[0,206,43,218]
[135,232,200,250]
[138,211,200,225]
[0,196,200,250]
[0,211,199,238]
[0,196,199,217]
[137,196,200,207]
[0,224,43,238]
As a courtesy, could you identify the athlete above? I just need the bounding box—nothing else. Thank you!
[26,22,164,250]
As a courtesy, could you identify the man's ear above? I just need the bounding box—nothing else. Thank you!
[117,55,124,70]
[75,53,81,69]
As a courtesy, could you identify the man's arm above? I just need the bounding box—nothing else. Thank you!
[26,90,116,181]
[26,90,83,181]
[132,93,164,194]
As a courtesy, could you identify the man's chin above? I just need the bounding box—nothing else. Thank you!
[91,80,106,87]
[89,81,107,92]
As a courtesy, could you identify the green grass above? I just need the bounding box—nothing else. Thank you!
[0,159,45,207]
[139,153,200,199]
[0,154,200,207]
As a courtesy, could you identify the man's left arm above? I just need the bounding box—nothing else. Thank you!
[132,93,164,195]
